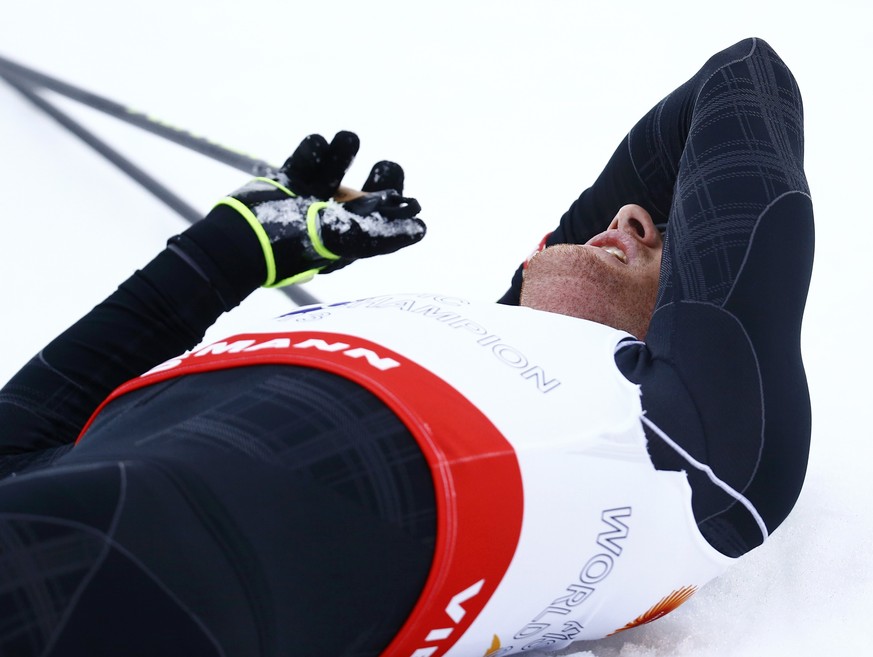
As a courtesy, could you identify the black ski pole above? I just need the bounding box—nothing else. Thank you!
[0,70,320,307]
[0,54,363,203]
[2,70,205,224]
[0,53,276,177]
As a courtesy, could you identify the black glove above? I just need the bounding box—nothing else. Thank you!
[213,131,425,287]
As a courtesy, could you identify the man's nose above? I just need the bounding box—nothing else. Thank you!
[608,205,662,248]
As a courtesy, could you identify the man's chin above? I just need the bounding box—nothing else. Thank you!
[520,245,655,338]
[520,281,649,338]
[522,278,604,321]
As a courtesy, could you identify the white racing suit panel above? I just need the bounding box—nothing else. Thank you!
[86,293,738,655]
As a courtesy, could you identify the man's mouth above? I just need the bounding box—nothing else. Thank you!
[599,245,628,263]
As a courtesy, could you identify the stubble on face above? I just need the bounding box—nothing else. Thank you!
[520,243,660,339]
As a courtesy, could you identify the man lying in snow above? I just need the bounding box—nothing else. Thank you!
[0,37,812,657]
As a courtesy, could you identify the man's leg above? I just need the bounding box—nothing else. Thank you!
[61,365,437,656]
[0,463,224,656]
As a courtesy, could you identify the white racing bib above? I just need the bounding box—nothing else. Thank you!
[81,293,736,655]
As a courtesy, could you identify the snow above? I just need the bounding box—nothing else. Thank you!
[2,1,872,655]
[321,201,426,239]
[253,197,308,225]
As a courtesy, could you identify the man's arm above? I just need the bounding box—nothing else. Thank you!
[498,136,668,304]
[613,38,813,555]
[498,40,765,306]
[0,214,265,458]
[0,132,425,463]
[503,38,812,556]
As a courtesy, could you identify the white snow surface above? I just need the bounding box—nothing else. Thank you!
[2,1,872,655]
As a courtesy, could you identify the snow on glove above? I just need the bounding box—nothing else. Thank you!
[214,131,425,287]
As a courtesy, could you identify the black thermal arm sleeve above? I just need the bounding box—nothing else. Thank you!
[497,38,750,305]
[615,38,813,554]
[0,206,266,457]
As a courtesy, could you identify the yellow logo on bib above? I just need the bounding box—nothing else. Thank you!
[483,634,502,656]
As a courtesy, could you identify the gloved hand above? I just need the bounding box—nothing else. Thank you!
[214,131,425,287]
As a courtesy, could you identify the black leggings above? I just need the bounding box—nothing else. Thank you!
[0,366,436,657]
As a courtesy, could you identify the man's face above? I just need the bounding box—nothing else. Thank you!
[519,204,663,339]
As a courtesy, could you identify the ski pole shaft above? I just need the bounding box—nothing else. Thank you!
[3,70,205,223]
[0,53,276,177]
[0,70,320,307]
[0,54,365,201]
